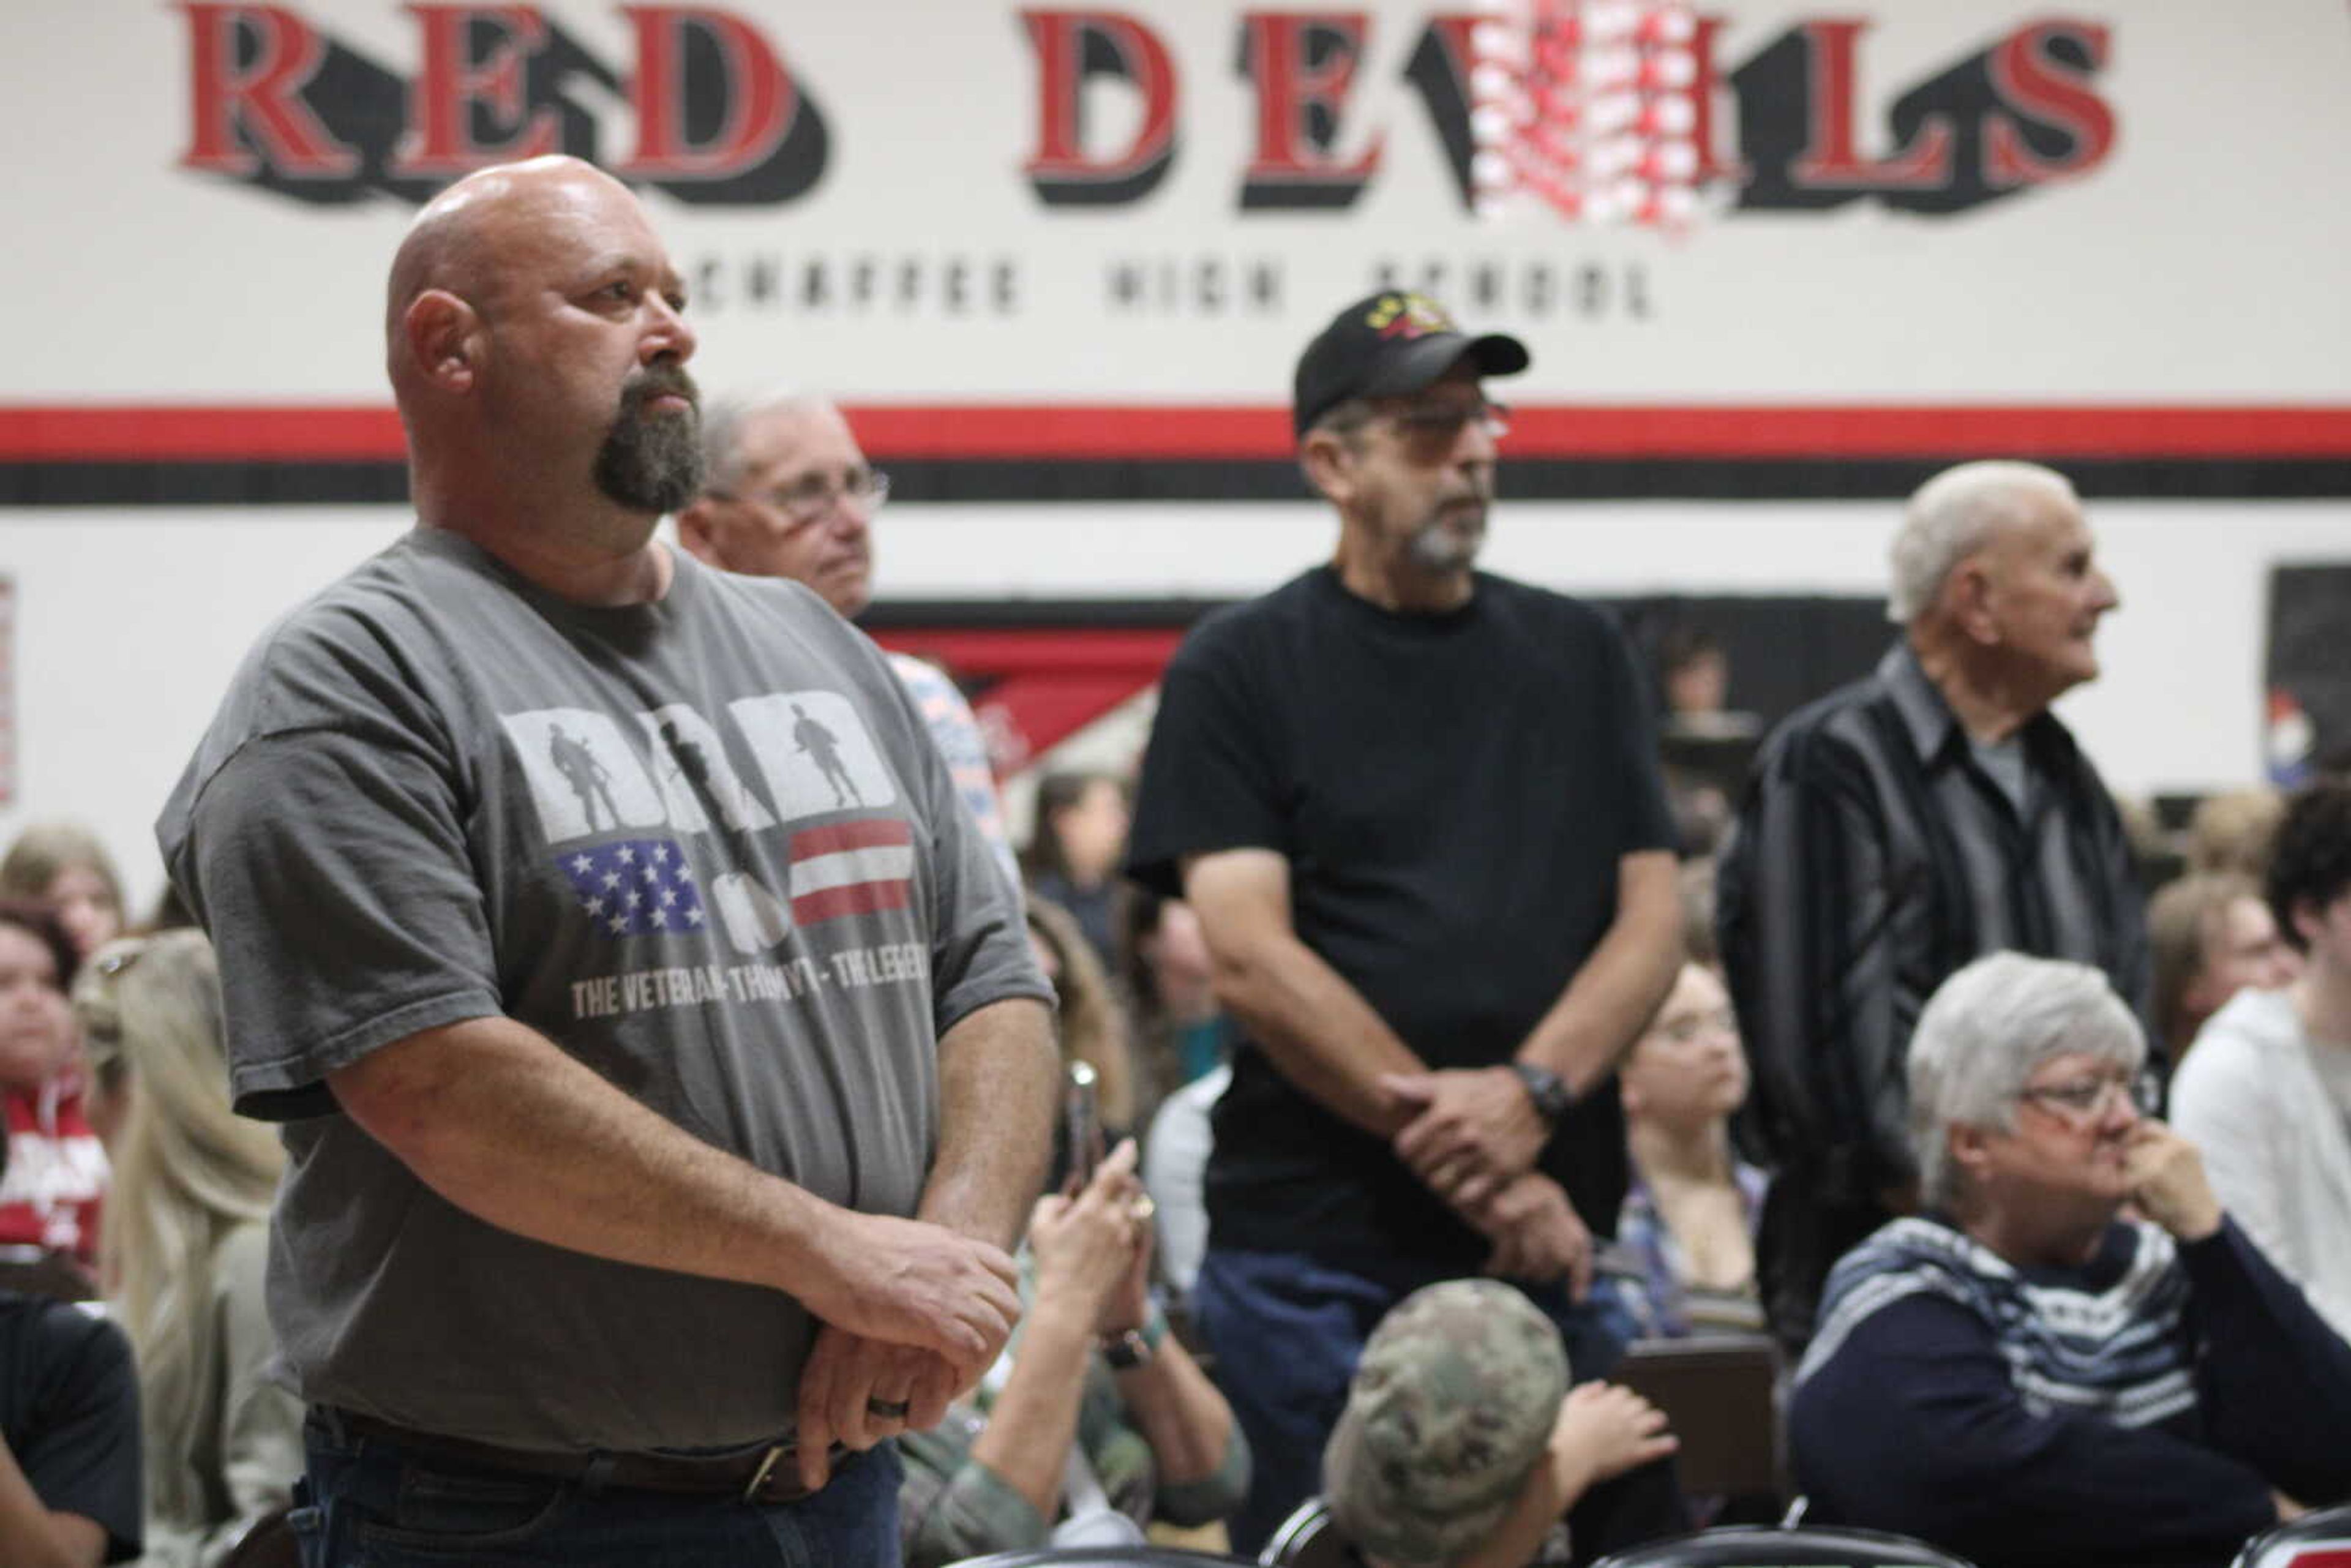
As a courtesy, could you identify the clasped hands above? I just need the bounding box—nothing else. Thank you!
[792,1141,1159,1491]
[1383,1063,1592,1297]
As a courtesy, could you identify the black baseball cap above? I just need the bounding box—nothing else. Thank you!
[1292,291,1531,437]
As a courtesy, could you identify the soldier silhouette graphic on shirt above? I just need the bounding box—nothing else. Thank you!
[792,704,862,809]
[547,725,622,831]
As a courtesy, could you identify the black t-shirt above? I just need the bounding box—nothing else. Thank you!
[0,1292,143,1563]
[1127,566,1675,1270]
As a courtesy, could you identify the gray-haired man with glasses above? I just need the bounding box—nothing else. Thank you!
[682,392,1018,888]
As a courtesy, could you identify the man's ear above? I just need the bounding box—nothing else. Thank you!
[1299,431,1354,508]
[675,501,727,568]
[402,290,481,394]
[1946,555,2001,646]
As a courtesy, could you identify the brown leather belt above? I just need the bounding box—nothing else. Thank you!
[326,1408,847,1505]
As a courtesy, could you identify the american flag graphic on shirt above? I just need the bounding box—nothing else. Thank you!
[558,838,706,937]
[787,817,915,923]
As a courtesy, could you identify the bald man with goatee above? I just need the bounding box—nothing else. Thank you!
[159,157,1056,1567]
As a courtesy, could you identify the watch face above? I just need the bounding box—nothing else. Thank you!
[1514,1063,1570,1117]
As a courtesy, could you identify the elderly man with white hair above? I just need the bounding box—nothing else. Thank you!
[1717,461,2150,1353]
[679,390,1019,890]
[1789,952,2351,1568]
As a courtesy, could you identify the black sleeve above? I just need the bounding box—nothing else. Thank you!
[1790,1292,2275,1568]
[10,1304,143,1564]
[2180,1219,2351,1506]
[1124,624,1286,897]
[1718,725,1905,1180]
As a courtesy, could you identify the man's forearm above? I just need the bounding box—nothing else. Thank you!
[917,997,1059,1249]
[964,1299,1095,1520]
[1518,851,1683,1093]
[1212,928,1425,1136]
[1112,1338,1233,1486]
[332,1014,846,1294]
[0,1436,105,1568]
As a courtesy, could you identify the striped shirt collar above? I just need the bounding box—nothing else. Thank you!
[1877,640,2080,776]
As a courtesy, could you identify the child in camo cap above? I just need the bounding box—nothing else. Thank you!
[1324,1280,1676,1568]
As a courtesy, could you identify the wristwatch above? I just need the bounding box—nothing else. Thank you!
[1509,1061,1575,1122]
[1101,1310,1169,1370]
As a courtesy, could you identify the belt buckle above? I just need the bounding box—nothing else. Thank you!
[742,1443,791,1504]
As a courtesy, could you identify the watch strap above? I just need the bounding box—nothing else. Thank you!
[1509,1060,1574,1120]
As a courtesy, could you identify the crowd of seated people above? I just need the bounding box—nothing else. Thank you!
[0,900,108,1281]
[926,689,2350,1568]
[72,931,302,1567]
[0,830,315,1567]
[7,603,2349,1568]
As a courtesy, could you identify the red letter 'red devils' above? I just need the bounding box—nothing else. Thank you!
[1238,11,1382,210]
[391,4,561,178]
[1021,10,1180,206]
[618,5,799,180]
[180,2,361,177]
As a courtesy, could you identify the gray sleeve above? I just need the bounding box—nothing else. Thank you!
[168,724,502,1120]
[899,1427,1052,1568]
[1152,1420,1252,1528]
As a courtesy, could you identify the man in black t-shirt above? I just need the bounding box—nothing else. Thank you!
[0,1293,143,1565]
[1125,291,1686,1554]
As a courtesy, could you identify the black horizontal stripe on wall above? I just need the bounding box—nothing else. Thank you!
[6,456,2349,508]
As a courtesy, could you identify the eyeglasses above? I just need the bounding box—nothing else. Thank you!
[2016,1070,2159,1123]
[708,468,891,527]
[1379,398,1511,446]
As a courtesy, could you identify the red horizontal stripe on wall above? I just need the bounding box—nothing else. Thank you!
[0,406,408,460]
[6,404,2351,462]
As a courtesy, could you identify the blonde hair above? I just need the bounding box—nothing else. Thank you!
[2188,789,2284,880]
[1026,896,1137,1131]
[72,932,282,1472]
[2147,872,2257,1053]
[0,822,124,918]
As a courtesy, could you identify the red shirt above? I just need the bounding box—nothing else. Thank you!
[0,1082,109,1265]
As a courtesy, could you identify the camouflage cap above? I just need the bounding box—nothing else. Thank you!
[1323,1280,1570,1568]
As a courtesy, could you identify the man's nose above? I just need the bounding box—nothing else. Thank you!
[1453,413,1499,467]
[643,293,697,365]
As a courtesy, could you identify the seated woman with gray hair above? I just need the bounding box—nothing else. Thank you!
[1788,951,2351,1568]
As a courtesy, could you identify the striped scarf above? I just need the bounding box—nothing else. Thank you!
[1795,1217,2199,1431]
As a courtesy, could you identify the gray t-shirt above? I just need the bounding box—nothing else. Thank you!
[157,528,1045,1452]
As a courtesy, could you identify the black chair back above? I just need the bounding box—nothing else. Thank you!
[945,1548,1252,1568]
[2230,1502,2351,1568]
[1259,1496,1368,1568]
[1610,1334,1782,1504]
[217,1504,301,1568]
[1591,1523,1979,1568]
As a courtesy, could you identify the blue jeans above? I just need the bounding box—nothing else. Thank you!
[1195,1248,1648,1556]
[293,1412,902,1567]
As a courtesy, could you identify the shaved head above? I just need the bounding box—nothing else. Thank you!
[385,155,703,525]
[386,156,641,378]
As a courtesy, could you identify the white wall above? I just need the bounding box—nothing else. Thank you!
[7,498,2345,914]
